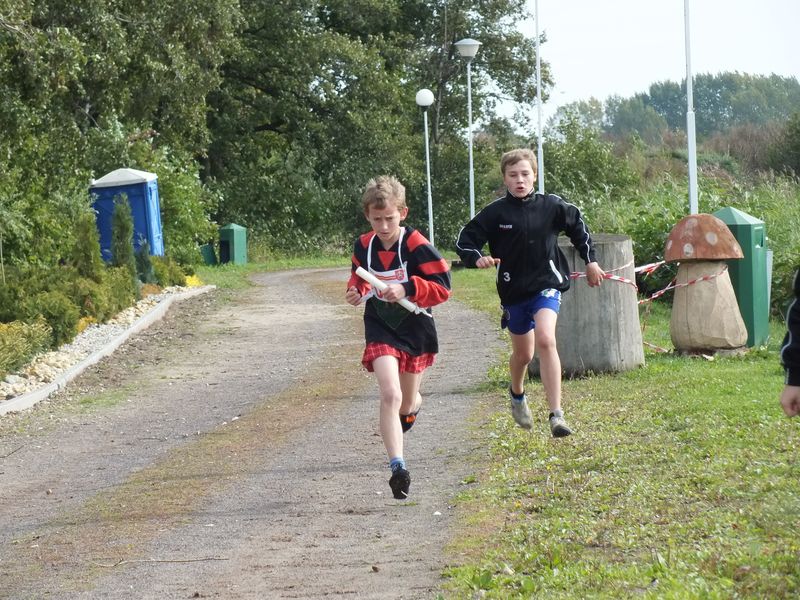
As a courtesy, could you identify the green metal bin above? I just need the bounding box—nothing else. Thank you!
[712,207,769,347]
[219,223,247,265]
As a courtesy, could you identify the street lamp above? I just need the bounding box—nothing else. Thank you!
[415,88,436,246]
[534,0,544,194]
[454,37,481,219]
[684,0,698,214]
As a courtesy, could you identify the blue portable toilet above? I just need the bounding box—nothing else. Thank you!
[90,168,165,261]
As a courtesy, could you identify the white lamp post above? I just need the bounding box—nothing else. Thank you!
[454,37,481,219]
[534,0,544,194]
[415,88,436,246]
[684,0,698,214]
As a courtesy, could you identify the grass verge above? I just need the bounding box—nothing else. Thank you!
[443,268,800,598]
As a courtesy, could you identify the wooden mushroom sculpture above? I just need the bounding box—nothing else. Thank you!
[665,213,748,354]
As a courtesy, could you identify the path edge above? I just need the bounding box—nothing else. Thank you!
[0,285,216,416]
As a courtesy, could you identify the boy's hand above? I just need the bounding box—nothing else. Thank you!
[380,283,407,303]
[345,286,362,306]
[585,262,605,287]
[780,385,800,417]
[476,256,500,269]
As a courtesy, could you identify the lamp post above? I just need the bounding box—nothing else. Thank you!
[684,0,698,214]
[415,88,436,246]
[534,0,544,194]
[455,37,481,219]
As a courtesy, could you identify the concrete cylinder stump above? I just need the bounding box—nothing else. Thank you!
[529,234,644,378]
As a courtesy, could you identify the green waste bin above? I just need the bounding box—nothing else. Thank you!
[713,207,769,347]
[219,223,247,265]
[200,243,217,265]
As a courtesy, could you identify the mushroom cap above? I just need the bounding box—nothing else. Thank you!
[664,213,743,262]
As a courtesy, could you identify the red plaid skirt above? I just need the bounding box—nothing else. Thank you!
[362,343,436,374]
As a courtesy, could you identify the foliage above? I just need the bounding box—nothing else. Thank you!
[71,276,113,322]
[768,111,800,176]
[605,95,668,145]
[643,73,800,136]
[135,241,157,285]
[0,318,52,379]
[104,266,138,315]
[542,108,638,200]
[70,210,105,282]
[23,290,80,348]
[151,256,187,288]
[110,196,140,300]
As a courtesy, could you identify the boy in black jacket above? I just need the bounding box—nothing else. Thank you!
[780,268,799,417]
[455,148,604,436]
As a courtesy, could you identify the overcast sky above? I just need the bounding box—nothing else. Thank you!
[519,0,800,119]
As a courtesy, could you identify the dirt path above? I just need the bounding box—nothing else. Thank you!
[0,268,503,599]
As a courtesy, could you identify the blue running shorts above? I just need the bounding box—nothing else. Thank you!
[501,289,562,335]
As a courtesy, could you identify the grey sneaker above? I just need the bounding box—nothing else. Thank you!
[549,412,573,437]
[510,391,533,430]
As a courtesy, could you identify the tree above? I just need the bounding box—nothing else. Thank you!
[769,112,800,175]
[206,0,548,251]
[110,196,140,299]
[605,95,668,145]
[543,108,636,200]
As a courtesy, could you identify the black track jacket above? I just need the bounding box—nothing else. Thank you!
[781,268,800,386]
[455,190,597,306]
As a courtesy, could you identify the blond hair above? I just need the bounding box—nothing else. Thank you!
[500,148,538,175]
[362,175,407,213]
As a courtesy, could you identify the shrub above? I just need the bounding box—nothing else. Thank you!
[72,276,113,322]
[0,318,52,379]
[151,255,187,287]
[111,196,141,300]
[105,266,138,315]
[136,240,157,284]
[23,290,80,348]
[71,211,105,283]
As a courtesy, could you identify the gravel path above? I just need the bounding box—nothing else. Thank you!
[0,267,503,599]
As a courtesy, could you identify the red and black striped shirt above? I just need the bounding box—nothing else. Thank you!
[348,227,451,356]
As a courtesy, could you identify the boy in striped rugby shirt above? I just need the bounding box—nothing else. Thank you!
[345,176,451,499]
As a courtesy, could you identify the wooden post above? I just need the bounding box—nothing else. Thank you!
[529,234,644,378]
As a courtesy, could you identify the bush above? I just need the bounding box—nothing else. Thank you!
[0,318,52,378]
[136,240,157,284]
[151,255,187,287]
[71,276,113,322]
[111,196,141,300]
[23,290,80,348]
[105,267,139,315]
[71,211,105,283]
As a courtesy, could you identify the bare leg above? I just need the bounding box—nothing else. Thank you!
[509,330,536,395]
[533,308,561,412]
[399,371,423,415]
[372,355,403,460]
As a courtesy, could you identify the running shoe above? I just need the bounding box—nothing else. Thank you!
[389,468,411,499]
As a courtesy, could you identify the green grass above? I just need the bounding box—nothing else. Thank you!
[444,269,800,599]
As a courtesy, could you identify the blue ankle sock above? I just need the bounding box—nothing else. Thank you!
[390,457,406,472]
[510,388,525,403]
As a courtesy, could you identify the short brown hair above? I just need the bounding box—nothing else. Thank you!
[500,148,538,175]
[362,176,407,213]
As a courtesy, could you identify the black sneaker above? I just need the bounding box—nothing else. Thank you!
[389,468,411,499]
[399,408,420,433]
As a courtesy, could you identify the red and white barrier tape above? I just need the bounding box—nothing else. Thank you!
[570,260,727,304]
